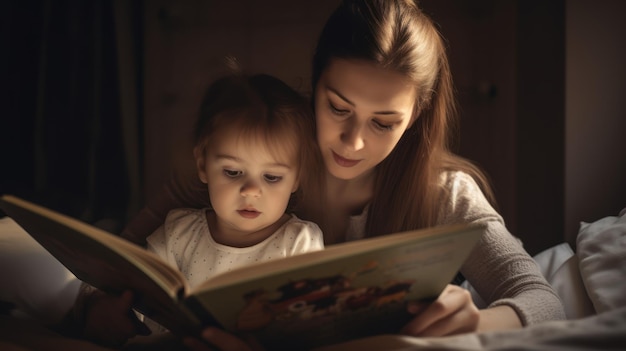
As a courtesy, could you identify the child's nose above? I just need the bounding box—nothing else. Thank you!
[240,181,261,197]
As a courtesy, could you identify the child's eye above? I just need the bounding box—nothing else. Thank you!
[263,174,283,183]
[223,169,242,178]
[329,102,350,116]
[372,120,393,132]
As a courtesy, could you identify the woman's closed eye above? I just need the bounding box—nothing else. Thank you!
[329,100,394,132]
[372,119,394,132]
[329,101,350,116]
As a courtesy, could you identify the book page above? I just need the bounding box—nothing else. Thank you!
[193,223,478,291]
[187,223,484,348]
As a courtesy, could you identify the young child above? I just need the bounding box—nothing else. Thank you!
[80,71,325,346]
[146,72,325,291]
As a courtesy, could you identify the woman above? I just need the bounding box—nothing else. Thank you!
[122,0,565,349]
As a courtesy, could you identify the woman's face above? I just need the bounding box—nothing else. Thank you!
[314,58,418,181]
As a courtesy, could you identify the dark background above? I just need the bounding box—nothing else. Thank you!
[2,0,625,255]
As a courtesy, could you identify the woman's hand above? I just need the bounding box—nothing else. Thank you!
[83,290,151,347]
[401,284,480,337]
[182,327,264,351]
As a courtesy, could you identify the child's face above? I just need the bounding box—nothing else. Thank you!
[196,128,299,243]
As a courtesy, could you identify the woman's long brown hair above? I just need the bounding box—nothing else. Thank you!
[311,0,496,238]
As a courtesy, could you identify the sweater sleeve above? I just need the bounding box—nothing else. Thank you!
[436,171,566,325]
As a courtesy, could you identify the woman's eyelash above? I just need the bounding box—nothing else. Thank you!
[373,120,393,131]
[329,102,349,115]
[329,101,393,131]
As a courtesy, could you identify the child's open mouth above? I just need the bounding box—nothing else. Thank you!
[237,209,261,218]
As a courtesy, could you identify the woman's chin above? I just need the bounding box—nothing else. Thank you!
[326,164,366,182]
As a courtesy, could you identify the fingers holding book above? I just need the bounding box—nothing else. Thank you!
[82,289,151,347]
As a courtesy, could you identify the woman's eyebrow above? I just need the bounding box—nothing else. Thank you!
[327,87,402,116]
[327,86,354,106]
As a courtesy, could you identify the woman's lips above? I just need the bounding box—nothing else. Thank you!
[332,151,361,167]
[237,209,261,218]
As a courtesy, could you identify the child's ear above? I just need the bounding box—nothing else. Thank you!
[193,145,208,184]
[291,177,299,193]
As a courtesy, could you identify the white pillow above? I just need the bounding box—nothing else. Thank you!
[576,209,626,314]
[0,217,80,324]
[533,242,575,279]
[533,242,595,319]
[547,254,596,318]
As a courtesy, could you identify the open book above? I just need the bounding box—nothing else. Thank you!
[1,194,485,349]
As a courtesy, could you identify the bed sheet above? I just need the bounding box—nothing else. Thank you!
[315,305,626,351]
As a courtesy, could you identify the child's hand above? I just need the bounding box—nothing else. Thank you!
[83,289,151,347]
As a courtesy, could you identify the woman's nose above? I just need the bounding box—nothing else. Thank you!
[240,181,261,197]
[340,122,365,151]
